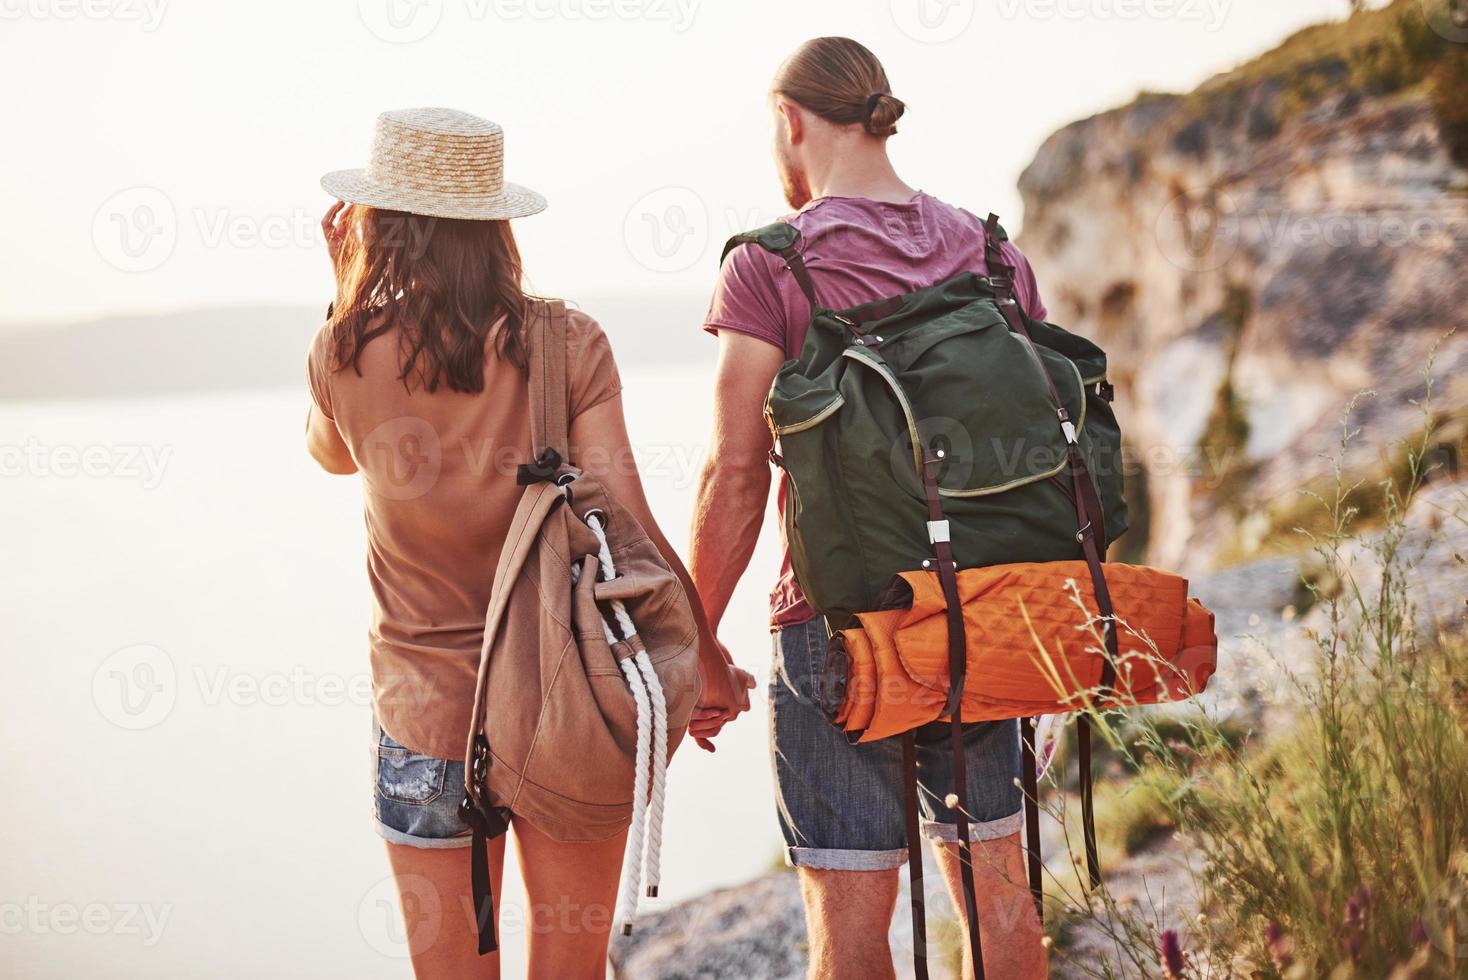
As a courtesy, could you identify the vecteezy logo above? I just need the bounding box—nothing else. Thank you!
[92,187,177,273]
[890,0,975,43]
[891,417,977,491]
[623,187,709,273]
[1419,0,1468,42]
[1154,186,1240,273]
[358,873,441,958]
[360,416,442,501]
[357,0,443,43]
[889,872,968,960]
[92,644,177,730]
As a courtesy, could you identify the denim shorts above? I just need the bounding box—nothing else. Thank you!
[372,723,473,849]
[770,617,1023,871]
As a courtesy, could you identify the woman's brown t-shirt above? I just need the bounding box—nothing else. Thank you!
[307,309,622,759]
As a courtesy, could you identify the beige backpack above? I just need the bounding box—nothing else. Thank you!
[459,300,701,954]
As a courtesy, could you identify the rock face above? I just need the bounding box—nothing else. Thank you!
[609,872,808,980]
[1016,16,1468,573]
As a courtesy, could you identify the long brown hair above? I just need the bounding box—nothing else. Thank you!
[329,206,529,394]
[772,37,906,138]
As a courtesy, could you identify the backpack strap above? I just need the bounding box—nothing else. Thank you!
[850,323,985,977]
[901,733,931,978]
[721,222,821,314]
[983,212,1118,892]
[519,300,570,484]
[1019,717,1044,919]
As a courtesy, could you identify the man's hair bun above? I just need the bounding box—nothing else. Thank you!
[864,93,905,138]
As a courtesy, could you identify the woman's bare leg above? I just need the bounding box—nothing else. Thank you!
[514,818,627,979]
[384,837,506,980]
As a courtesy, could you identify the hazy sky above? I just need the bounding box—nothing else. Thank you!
[0,0,1363,326]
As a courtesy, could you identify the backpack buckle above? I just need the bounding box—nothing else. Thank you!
[516,447,563,485]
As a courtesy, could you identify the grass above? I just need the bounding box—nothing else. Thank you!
[1038,352,1468,977]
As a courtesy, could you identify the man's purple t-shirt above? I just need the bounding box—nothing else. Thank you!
[704,191,1049,628]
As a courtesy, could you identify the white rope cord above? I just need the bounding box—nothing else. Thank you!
[615,655,653,934]
[580,512,670,933]
[586,513,638,640]
[633,651,669,897]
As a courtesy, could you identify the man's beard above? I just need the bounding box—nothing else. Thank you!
[776,151,811,211]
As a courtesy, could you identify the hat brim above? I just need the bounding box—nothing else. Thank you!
[320,168,547,220]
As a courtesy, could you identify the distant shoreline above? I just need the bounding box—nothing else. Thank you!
[0,296,714,402]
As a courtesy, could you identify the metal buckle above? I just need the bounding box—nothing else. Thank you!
[927,520,952,544]
[1075,521,1092,543]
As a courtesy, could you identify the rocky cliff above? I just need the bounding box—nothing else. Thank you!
[1016,0,1468,572]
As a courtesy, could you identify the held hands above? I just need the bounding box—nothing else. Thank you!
[691,641,755,753]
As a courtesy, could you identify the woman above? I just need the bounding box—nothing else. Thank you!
[305,107,752,978]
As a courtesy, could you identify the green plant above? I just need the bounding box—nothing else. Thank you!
[1042,350,1468,977]
[1198,285,1254,502]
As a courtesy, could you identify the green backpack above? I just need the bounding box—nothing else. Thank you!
[722,213,1128,979]
[723,217,1127,622]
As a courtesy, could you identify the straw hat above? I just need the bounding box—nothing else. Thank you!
[321,107,547,220]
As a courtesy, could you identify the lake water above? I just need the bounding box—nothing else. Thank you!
[0,368,788,978]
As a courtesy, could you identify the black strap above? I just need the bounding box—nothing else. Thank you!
[902,733,930,980]
[984,212,1118,889]
[472,825,496,954]
[460,735,509,955]
[460,801,499,955]
[777,242,819,314]
[1019,717,1044,918]
[1077,718,1100,890]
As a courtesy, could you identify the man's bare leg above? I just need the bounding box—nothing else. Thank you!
[799,867,900,980]
[933,832,1046,980]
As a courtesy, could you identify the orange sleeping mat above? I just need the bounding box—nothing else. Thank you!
[832,561,1218,742]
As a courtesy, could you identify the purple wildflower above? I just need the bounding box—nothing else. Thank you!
[1265,920,1293,970]
[1160,929,1186,978]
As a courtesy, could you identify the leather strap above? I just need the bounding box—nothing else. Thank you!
[527,299,570,465]
[468,813,498,954]
[902,733,930,980]
[720,224,821,319]
[983,212,1117,888]
[777,242,820,317]
[922,457,984,979]
[1019,717,1044,918]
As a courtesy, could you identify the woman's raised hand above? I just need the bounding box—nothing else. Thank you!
[321,200,351,285]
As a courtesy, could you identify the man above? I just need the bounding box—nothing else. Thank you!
[688,37,1048,980]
